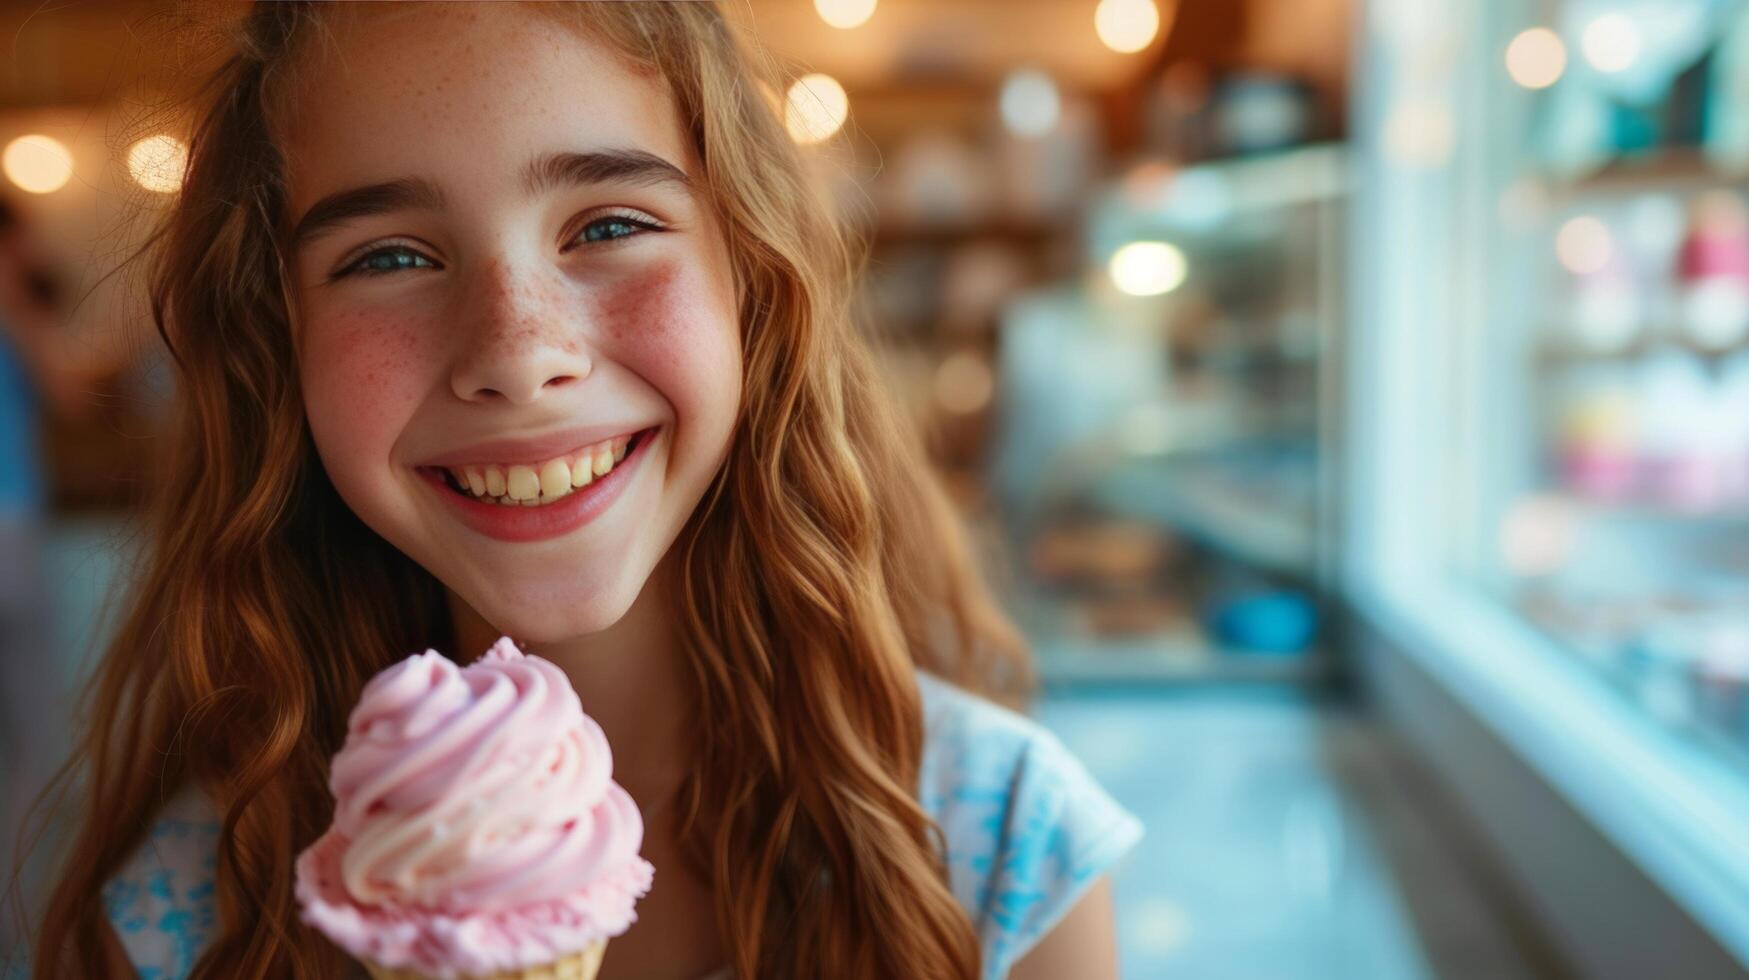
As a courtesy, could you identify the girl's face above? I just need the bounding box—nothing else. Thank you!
[282,6,741,643]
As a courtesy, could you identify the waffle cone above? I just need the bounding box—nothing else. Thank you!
[362,942,606,980]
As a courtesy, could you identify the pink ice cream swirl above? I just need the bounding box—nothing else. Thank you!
[295,637,654,978]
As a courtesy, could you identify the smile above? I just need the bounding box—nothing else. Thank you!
[415,427,659,544]
[435,430,646,507]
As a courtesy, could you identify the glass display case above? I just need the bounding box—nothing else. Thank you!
[1351,0,1749,968]
[1475,3,1749,773]
[990,144,1347,683]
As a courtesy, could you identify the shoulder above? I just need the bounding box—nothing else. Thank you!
[100,785,222,980]
[915,672,1143,980]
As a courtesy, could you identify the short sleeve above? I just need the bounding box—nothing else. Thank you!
[980,728,1142,975]
[100,787,222,979]
[916,673,1144,979]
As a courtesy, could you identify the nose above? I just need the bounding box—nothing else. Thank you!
[448,253,591,405]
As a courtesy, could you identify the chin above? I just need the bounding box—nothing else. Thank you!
[469,575,645,644]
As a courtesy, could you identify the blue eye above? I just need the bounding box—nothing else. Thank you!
[577,214,658,244]
[336,245,437,279]
[330,212,663,281]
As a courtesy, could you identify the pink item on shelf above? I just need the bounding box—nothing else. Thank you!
[1676,192,1749,349]
[1560,448,1639,502]
[1646,453,1730,513]
[295,637,653,979]
[1553,365,1640,502]
[1676,212,1749,282]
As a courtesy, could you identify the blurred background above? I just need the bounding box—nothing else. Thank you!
[3,0,1749,977]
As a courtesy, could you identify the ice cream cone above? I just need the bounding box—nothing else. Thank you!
[299,639,650,980]
[362,941,607,980]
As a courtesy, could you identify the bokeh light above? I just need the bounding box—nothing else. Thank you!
[1096,0,1161,54]
[1556,216,1613,276]
[1382,99,1455,169]
[1499,495,1580,577]
[1505,27,1567,90]
[126,134,189,194]
[785,73,849,145]
[2,134,74,194]
[999,70,1061,138]
[934,352,996,415]
[1109,241,1188,296]
[1582,13,1641,74]
[815,0,876,30]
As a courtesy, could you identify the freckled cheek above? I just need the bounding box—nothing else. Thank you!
[298,315,445,478]
[632,313,741,435]
[595,264,742,458]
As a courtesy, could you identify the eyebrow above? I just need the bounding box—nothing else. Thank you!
[289,148,692,250]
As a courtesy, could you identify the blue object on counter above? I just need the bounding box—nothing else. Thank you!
[1208,591,1318,654]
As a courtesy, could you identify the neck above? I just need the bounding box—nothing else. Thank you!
[446,559,691,815]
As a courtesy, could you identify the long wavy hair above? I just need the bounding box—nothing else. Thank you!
[26,3,1031,978]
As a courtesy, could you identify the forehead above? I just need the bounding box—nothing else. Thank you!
[277,5,686,217]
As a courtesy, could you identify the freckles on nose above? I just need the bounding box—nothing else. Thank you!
[478,268,590,355]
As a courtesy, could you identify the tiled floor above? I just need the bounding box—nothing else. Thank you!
[5,517,1549,979]
[1039,685,1550,979]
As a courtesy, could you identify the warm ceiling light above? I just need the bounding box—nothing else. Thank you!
[815,0,875,30]
[2,134,74,194]
[1109,241,1187,296]
[785,73,849,145]
[1505,27,1567,89]
[127,134,189,193]
[999,70,1061,138]
[1095,0,1160,54]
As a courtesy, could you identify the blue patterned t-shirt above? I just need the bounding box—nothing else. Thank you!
[99,671,1143,980]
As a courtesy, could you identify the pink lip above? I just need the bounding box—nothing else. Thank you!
[417,423,652,469]
[417,427,657,543]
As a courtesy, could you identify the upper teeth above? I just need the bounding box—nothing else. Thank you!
[445,435,633,506]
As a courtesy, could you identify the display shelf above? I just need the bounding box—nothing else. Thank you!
[1544,639,1749,778]
[994,143,1343,688]
[870,219,1059,250]
[1539,491,1749,527]
[1090,448,1319,580]
[1104,142,1349,234]
[1032,635,1330,686]
[1537,335,1749,364]
[1547,150,1749,201]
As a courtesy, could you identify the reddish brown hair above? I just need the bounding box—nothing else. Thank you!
[27,4,1030,978]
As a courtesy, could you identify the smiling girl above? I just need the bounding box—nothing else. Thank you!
[26,4,1140,979]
